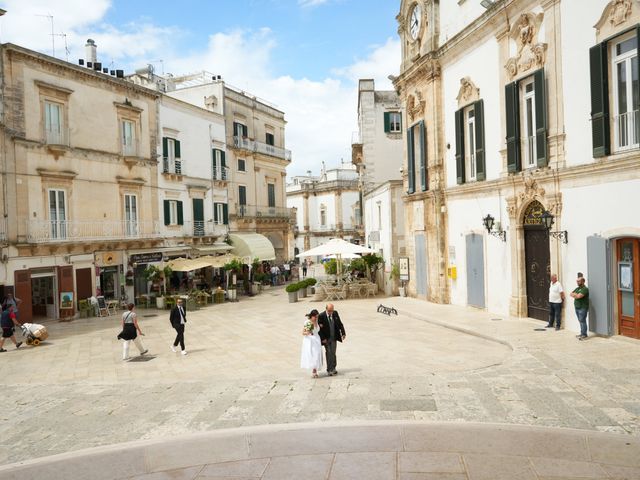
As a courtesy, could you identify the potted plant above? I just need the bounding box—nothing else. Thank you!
[299,280,308,298]
[285,282,300,303]
[389,263,400,296]
[306,277,317,294]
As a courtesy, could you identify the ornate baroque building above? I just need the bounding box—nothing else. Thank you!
[395,0,640,339]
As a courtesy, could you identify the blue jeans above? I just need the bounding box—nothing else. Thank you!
[548,302,562,328]
[575,307,588,337]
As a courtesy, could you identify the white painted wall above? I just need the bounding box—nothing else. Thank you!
[443,36,501,187]
[447,194,512,316]
[439,0,486,45]
[561,0,606,168]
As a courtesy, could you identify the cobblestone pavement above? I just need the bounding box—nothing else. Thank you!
[0,289,639,466]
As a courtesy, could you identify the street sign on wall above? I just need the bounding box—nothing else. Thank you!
[399,257,410,281]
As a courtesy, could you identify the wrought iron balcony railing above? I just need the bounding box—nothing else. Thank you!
[233,136,292,162]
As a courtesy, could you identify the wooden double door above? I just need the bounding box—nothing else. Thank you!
[617,238,640,339]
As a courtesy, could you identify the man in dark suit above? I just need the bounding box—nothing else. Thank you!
[317,303,346,376]
[170,298,187,355]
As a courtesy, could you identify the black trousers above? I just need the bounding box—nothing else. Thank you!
[173,324,185,350]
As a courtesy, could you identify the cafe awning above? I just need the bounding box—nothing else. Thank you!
[229,233,276,261]
[196,243,233,254]
[167,258,213,272]
[198,254,235,268]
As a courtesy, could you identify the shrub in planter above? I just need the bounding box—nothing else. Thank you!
[285,282,300,303]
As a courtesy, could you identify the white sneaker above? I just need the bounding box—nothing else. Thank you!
[181,350,187,356]
[171,345,177,353]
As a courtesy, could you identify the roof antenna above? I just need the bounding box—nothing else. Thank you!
[53,32,69,62]
[36,14,55,57]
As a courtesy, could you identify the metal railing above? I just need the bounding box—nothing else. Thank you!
[122,141,138,157]
[615,110,640,150]
[0,217,6,242]
[212,166,230,181]
[26,220,162,243]
[163,157,182,175]
[233,136,292,162]
[233,205,295,220]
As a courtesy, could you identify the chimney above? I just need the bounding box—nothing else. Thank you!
[85,39,97,65]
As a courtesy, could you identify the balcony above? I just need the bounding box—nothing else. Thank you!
[163,157,182,175]
[233,136,292,162]
[45,127,69,147]
[614,110,640,151]
[212,166,230,182]
[26,220,162,243]
[178,221,227,238]
[121,140,139,158]
[233,205,296,221]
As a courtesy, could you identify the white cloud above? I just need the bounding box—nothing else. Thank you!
[0,2,401,176]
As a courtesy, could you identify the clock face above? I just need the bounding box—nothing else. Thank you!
[410,4,422,40]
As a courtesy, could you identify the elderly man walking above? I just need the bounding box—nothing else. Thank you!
[317,303,346,376]
[547,274,565,330]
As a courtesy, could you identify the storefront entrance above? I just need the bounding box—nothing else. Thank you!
[617,238,640,339]
[523,201,551,321]
[31,271,57,320]
[99,266,119,300]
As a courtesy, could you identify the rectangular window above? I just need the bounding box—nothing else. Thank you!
[320,207,327,227]
[521,78,537,168]
[44,101,64,144]
[390,112,402,133]
[466,107,476,181]
[267,183,276,208]
[233,121,248,138]
[48,189,66,239]
[168,200,178,225]
[238,185,247,206]
[122,120,136,156]
[162,137,182,174]
[408,121,427,192]
[265,132,275,146]
[124,194,138,236]
[215,203,224,225]
[384,112,402,133]
[238,158,246,171]
[612,32,640,151]
[212,149,226,180]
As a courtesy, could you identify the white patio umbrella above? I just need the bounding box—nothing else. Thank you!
[297,238,375,281]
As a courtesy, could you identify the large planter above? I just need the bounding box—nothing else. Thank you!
[399,286,406,297]
[288,291,298,303]
[299,287,307,298]
[156,296,165,309]
[227,288,237,301]
[251,283,260,295]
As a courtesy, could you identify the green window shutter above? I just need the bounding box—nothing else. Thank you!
[383,112,391,133]
[214,203,219,223]
[177,201,184,225]
[407,126,415,194]
[162,137,168,158]
[454,109,465,184]
[239,186,247,206]
[174,140,181,159]
[589,42,610,158]
[192,198,204,222]
[419,121,427,191]
[533,68,548,168]
[505,81,521,173]
[221,150,226,168]
[233,122,240,137]
[163,200,170,226]
[474,100,486,181]
[223,204,228,225]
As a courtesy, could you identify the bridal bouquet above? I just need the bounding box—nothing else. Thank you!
[303,320,314,335]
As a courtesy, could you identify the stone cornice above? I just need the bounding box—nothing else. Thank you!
[34,80,74,96]
[114,101,144,114]
[36,168,77,179]
[444,154,640,200]
[4,44,159,99]
[116,176,146,186]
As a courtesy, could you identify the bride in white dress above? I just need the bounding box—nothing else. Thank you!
[300,309,323,378]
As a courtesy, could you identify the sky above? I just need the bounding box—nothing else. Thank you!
[0,0,401,176]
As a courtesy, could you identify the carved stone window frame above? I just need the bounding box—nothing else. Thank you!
[36,81,72,147]
[115,102,143,158]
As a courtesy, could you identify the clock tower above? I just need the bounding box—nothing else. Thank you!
[397,0,440,74]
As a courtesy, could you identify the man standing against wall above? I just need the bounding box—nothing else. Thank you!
[570,274,589,340]
[547,274,564,330]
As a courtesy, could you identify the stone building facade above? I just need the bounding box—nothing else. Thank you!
[395,0,640,339]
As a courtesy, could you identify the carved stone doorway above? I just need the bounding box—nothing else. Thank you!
[523,201,550,321]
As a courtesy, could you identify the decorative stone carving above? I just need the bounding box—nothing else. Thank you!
[504,12,547,79]
[595,0,634,35]
[518,174,546,204]
[456,77,480,107]
[407,90,426,121]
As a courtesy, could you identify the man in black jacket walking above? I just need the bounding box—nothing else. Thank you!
[317,303,346,376]
[169,298,187,355]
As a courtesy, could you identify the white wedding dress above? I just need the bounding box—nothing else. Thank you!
[300,320,323,370]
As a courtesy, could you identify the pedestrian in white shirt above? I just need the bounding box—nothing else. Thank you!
[547,274,565,330]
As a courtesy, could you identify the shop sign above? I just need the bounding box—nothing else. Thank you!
[399,257,410,281]
[95,251,122,266]
[130,252,163,264]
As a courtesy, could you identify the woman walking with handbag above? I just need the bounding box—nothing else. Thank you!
[117,303,148,361]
